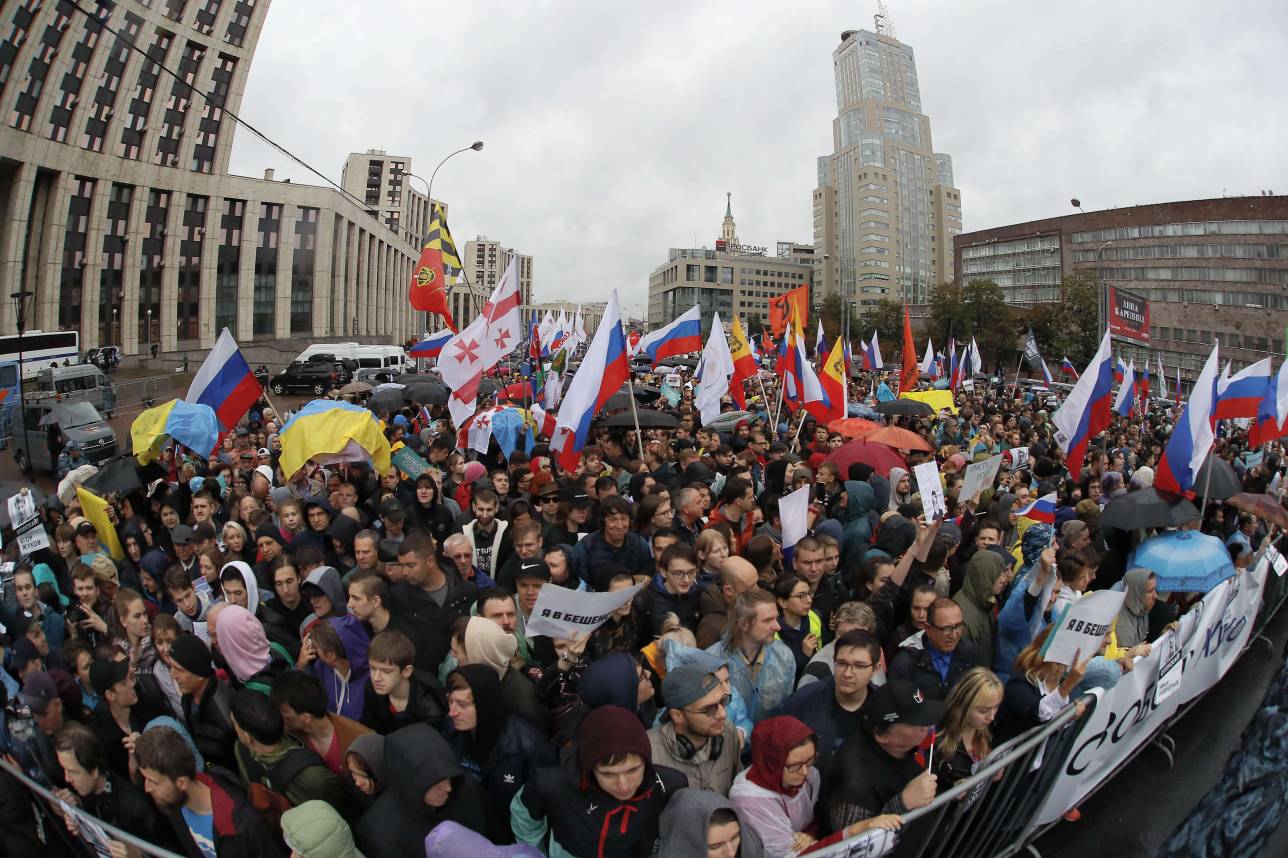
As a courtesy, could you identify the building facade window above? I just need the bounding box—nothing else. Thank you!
[178,194,206,340]
[194,0,223,36]
[99,184,133,346]
[118,28,173,160]
[58,177,95,332]
[253,202,280,336]
[224,0,255,47]
[9,0,73,132]
[82,12,143,153]
[46,2,109,142]
[215,198,243,333]
[154,40,205,167]
[138,189,169,346]
[290,207,317,334]
[192,51,235,172]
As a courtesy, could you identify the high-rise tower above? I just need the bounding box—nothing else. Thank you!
[813,13,962,312]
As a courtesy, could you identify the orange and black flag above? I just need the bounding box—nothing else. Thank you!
[409,203,463,330]
[768,283,809,338]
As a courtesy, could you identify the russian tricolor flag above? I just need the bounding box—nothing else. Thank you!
[1061,356,1079,379]
[551,291,629,471]
[1113,358,1126,385]
[1214,357,1273,420]
[1249,361,1288,446]
[1156,342,1219,497]
[409,329,454,359]
[1114,359,1135,417]
[635,305,702,366]
[185,328,261,432]
[1051,330,1116,477]
[863,331,884,371]
[1016,492,1057,524]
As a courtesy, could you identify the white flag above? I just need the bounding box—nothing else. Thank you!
[696,313,734,425]
[439,258,524,428]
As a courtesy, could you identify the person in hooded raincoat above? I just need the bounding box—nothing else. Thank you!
[953,549,1011,670]
[656,787,765,858]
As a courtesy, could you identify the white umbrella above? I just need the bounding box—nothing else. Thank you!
[58,464,99,505]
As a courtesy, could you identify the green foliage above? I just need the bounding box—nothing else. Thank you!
[1022,271,1100,367]
[860,299,905,350]
[927,279,1015,365]
[820,292,862,342]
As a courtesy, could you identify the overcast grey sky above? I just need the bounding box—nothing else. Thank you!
[229,0,1288,318]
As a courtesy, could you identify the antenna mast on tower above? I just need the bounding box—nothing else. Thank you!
[874,0,897,39]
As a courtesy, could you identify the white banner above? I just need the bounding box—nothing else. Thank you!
[913,461,947,521]
[524,581,646,639]
[14,514,50,557]
[1040,589,1125,667]
[1034,563,1265,825]
[959,454,1003,503]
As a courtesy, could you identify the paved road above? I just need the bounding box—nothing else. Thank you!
[1033,602,1288,858]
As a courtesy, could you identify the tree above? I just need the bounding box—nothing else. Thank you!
[820,292,862,343]
[928,279,1015,370]
[1023,271,1100,369]
[860,299,905,355]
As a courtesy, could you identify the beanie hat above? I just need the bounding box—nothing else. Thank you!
[170,635,215,678]
[576,704,652,786]
[254,521,284,546]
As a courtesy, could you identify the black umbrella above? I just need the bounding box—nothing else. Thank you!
[403,381,448,405]
[874,398,934,417]
[478,378,502,398]
[1193,454,1241,501]
[83,455,144,497]
[392,372,425,384]
[368,389,405,414]
[605,409,679,429]
[1100,488,1201,532]
[603,391,635,412]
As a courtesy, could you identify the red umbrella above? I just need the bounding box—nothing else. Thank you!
[863,425,934,453]
[826,438,907,478]
[828,417,883,440]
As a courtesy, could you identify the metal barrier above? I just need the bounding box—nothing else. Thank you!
[107,375,178,416]
[810,694,1092,858]
[0,753,184,858]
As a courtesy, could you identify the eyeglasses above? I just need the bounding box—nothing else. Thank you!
[782,754,818,774]
[931,622,966,635]
[834,659,874,674]
[789,591,813,601]
[684,693,731,718]
[667,568,699,581]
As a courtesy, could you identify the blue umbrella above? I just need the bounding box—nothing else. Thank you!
[1130,530,1235,593]
[848,402,882,420]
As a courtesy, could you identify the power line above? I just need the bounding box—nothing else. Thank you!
[65,0,391,227]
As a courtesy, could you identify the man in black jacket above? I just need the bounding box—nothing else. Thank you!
[359,630,447,734]
[170,634,238,772]
[391,532,476,674]
[887,598,978,700]
[54,722,178,851]
[135,724,286,858]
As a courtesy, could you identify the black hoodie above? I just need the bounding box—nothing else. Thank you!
[355,723,503,855]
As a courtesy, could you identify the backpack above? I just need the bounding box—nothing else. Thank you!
[237,744,323,835]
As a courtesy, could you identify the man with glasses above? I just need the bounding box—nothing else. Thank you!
[647,662,741,794]
[888,597,978,699]
[636,543,706,635]
[771,630,882,771]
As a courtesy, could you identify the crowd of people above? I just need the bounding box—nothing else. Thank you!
[0,366,1279,858]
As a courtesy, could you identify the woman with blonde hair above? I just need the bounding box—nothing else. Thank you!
[934,667,1004,790]
[994,624,1092,744]
[221,520,254,565]
[695,527,731,585]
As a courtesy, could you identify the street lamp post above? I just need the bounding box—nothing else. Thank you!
[11,290,32,469]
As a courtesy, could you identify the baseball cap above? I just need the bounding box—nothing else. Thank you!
[19,671,59,715]
[254,464,275,485]
[11,636,41,671]
[170,524,195,546]
[661,662,722,711]
[235,427,250,437]
[562,487,592,507]
[75,520,97,537]
[863,680,947,729]
[515,559,551,582]
[89,658,131,697]
[257,447,271,457]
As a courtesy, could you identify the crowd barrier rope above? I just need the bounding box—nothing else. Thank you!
[1,557,1284,858]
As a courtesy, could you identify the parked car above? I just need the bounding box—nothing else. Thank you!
[304,353,357,382]
[270,361,346,395]
[12,401,116,475]
[85,346,121,372]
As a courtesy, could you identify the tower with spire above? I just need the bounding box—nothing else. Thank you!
[720,192,739,246]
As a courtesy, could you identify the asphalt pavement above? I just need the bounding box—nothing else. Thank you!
[1033,602,1288,858]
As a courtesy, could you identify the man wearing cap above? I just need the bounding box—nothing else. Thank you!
[73,519,104,559]
[533,480,562,536]
[510,558,557,667]
[170,524,199,579]
[19,671,69,786]
[824,680,942,831]
[378,499,408,545]
[88,658,153,780]
[647,662,741,794]
[492,518,544,591]
[170,633,238,772]
[250,462,274,502]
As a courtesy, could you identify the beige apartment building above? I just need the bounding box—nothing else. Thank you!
[449,236,533,328]
[814,22,962,313]
[339,149,435,249]
[647,196,813,335]
[0,0,424,359]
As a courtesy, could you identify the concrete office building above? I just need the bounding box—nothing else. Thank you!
[530,299,605,336]
[954,196,1288,377]
[0,0,423,361]
[339,149,435,249]
[813,20,962,311]
[648,197,813,334]
[453,236,533,327]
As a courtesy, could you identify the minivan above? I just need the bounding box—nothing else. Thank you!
[34,364,112,412]
[12,400,117,475]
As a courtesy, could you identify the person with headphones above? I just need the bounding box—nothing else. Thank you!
[647,661,742,795]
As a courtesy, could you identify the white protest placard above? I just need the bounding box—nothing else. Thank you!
[1266,545,1288,577]
[664,373,683,387]
[1006,446,1030,470]
[912,461,947,521]
[780,485,811,551]
[525,581,646,639]
[7,491,37,527]
[959,454,1003,502]
[14,515,50,556]
[1039,588,1125,666]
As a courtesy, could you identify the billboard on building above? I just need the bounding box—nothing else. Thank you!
[1108,285,1150,344]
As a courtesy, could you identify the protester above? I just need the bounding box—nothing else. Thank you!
[656,788,765,858]
[647,661,742,794]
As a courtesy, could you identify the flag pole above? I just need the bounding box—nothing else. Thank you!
[625,371,645,457]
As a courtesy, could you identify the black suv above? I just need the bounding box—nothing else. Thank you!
[270,361,346,395]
